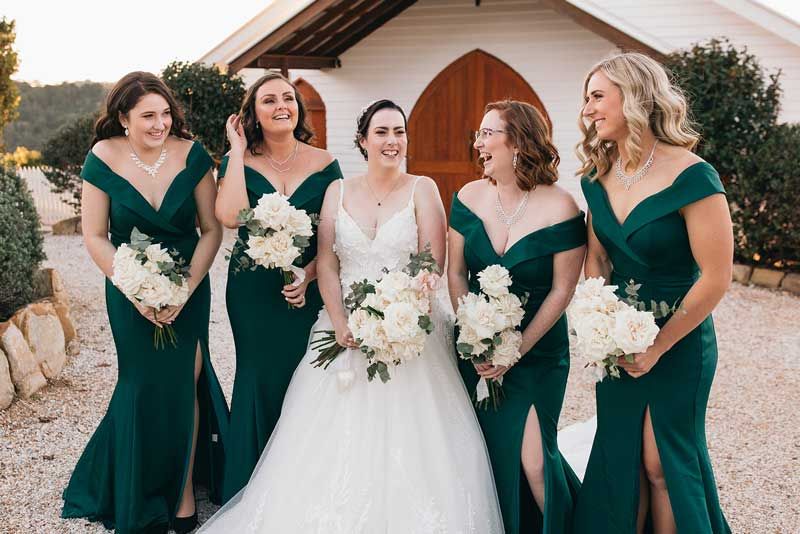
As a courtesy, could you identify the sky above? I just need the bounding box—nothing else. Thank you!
[3,0,800,85]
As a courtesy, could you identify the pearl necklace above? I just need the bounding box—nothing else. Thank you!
[495,189,529,227]
[129,142,167,179]
[615,140,657,191]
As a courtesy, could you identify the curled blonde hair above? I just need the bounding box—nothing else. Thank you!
[576,52,699,178]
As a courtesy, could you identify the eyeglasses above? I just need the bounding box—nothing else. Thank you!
[474,128,506,141]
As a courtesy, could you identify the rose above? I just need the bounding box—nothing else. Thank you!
[572,310,617,362]
[284,208,314,237]
[348,309,387,350]
[457,324,489,355]
[611,306,659,355]
[167,281,189,307]
[362,292,390,312]
[382,302,423,343]
[252,193,292,230]
[137,273,175,309]
[254,231,300,270]
[461,295,505,340]
[477,265,512,298]
[112,249,150,297]
[493,292,525,330]
[413,271,440,294]
[143,243,172,272]
[376,271,413,301]
[492,329,522,367]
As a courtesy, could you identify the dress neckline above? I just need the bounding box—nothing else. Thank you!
[243,160,338,202]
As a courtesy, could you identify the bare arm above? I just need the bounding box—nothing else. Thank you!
[447,228,469,312]
[186,171,223,294]
[584,210,611,280]
[215,115,249,228]
[414,176,447,272]
[81,181,116,278]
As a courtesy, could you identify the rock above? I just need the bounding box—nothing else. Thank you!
[780,273,800,295]
[51,215,81,235]
[12,303,67,380]
[0,322,47,398]
[32,268,68,303]
[46,298,77,346]
[749,268,785,289]
[0,348,14,410]
[731,264,753,284]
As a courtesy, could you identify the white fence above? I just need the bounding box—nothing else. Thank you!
[17,166,76,226]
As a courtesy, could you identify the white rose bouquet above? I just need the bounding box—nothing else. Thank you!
[455,265,526,410]
[111,227,191,349]
[311,247,441,384]
[567,277,676,382]
[227,192,316,307]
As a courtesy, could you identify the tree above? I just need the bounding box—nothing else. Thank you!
[666,38,782,183]
[0,18,21,152]
[162,61,245,162]
[40,113,97,213]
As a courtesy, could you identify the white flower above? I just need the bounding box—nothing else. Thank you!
[376,271,413,300]
[111,247,149,297]
[144,243,172,267]
[460,295,505,340]
[252,192,292,230]
[168,281,189,307]
[138,273,175,309]
[572,310,617,362]
[247,231,300,270]
[382,301,423,343]
[477,265,512,298]
[348,309,387,351]
[362,292,389,312]
[492,329,522,367]
[493,292,525,330]
[611,306,659,355]
[457,324,489,355]
[284,208,314,237]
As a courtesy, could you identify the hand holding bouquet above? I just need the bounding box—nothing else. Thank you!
[455,265,526,410]
[111,227,191,349]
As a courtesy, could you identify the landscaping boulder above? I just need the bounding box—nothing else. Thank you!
[12,302,67,379]
[0,322,47,398]
[32,268,68,303]
[0,348,14,410]
[51,215,81,236]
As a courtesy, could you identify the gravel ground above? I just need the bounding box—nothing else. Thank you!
[1,232,798,533]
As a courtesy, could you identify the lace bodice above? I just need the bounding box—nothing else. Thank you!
[333,178,420,290]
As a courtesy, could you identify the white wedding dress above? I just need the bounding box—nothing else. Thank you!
[200,178,504,533]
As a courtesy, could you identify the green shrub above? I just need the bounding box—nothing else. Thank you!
[162,61,245,162]
[0,164,45,320]
[728,123,800,269]
[40,113,96,214]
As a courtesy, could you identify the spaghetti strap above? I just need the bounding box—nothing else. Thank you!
[408,176,423,207]
[337,178,345,209]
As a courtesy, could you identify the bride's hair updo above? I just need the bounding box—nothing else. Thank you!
[354,99,408,160]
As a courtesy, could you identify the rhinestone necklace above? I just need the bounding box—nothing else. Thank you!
[615,140,657,191]
[129,141,167,179]
[266,140,299,173]
[495,189,530,227]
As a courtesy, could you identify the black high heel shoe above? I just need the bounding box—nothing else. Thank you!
[171,512,198,534]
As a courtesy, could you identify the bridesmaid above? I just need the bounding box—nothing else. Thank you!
[216,73,342,502]
[448,100,586,534]
[574,53,732,533]
[62,72,228,534]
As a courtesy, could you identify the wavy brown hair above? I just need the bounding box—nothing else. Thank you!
[239,73,314,155]
[484,100,559,190]
[92,71,192,147]
[576,53,700,178]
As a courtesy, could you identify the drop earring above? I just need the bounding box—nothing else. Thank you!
[124,127,129,136]
[512,152,518,169]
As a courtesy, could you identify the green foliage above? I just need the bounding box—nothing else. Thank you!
[0,164,45,320]
[40,113,97,214]
[666,38,782,183]
[728,123,800,269]
[162,61,245,162]
[0,18,21,151]
[3,81,107,151]
[668,38,798,270]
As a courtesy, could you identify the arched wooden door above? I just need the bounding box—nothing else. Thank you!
[295,78,327,149]
[407,50,550,215]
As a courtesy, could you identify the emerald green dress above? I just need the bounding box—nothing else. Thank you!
[219,157,342,502]
[575,162,731,533]
[449,194,586,534]
[62,142,229,533]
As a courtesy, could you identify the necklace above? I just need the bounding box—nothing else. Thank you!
[129,141,167,179]
[266,140,299,173]
[495,188,530,227]
[615,140,657,191]
[365,175,402,207]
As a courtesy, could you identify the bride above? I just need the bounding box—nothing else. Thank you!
[199,100,504,533]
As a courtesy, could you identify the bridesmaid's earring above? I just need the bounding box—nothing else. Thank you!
[512,152,518,169]
[124,127,129,136]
